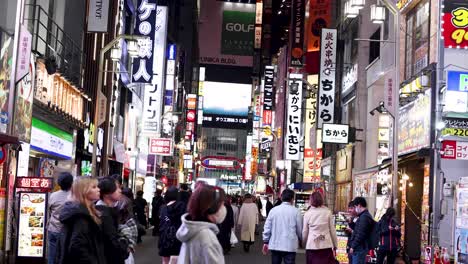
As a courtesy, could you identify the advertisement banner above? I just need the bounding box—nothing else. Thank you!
[442,1,468,48]
[317,29,337,128]
[0,33,13,133]
[141,6,168,135]
[447,70,468,91]
[398,90,430,154]
[199,0,254,66]
[306,0,332,52]
[263,65,275,126]
[16,25,32,82]
[202,81,252,129]
[13,55,34,143]
[87,0,110,32]
[149,138,173,156]
[221,10,255,56]
[285,74,303,160]
[290,0,305,67]
[303,149,322,183]
[132,0,157,83]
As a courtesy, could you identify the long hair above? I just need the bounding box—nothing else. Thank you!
[70,177,101,224]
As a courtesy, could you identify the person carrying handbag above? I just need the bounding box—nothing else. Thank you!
[302,192,338,264]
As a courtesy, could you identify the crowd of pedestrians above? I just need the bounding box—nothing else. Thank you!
[45,173,402,264]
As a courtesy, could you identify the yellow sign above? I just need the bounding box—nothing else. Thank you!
[399,75,429,97]
[442,127,468,137]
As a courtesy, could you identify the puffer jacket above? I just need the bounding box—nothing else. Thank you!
[350,209,374,251]
[55,201,106,264]
[176,213,224,264]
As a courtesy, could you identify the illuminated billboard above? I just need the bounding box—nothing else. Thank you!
[202,81,252,129]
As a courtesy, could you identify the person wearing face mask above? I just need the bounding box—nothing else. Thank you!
[158,186,186,264]
[96,176,130,264]
[349,197,374,264]
[216,195,235,254]
[176,185,226,264]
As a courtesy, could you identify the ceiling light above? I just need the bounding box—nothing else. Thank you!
[110,47,121,61]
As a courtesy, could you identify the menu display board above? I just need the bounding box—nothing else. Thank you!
[17,192,47,258]
[335,212,350,264]
[398,90,430,154]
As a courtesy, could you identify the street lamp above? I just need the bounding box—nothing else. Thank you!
[91,34,148,177]
[370,4,386,24]
[161,111,182,137]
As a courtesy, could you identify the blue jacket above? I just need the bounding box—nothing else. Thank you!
[262,202,303,252]
[350,209,374,251]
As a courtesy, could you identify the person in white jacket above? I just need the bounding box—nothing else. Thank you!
[302,191,338,264]
[176,185,227,264]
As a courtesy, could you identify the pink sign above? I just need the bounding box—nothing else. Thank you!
[16,24,32,82]
[149,138,173,156]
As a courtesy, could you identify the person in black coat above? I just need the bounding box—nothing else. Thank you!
[376,208,401,264]
[55,177,106,264]
[178,183,191,206]
[217,196,235,254]
[159,186,186,264]
[265,197,273,217]
[96,177,129,264]
[151,189,164,236]
[349,197,375,264]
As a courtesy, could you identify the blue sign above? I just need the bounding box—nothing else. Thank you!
[447,71,468,92]
[168,44,176,60]
[132,0,157,83]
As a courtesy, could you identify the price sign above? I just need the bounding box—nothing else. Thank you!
[443,2,468,48]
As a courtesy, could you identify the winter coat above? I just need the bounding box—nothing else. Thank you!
[302,206,338,250]
[55,201,106,264]
[134,197,148,226]
[377,216,401,251]
[178,191,191,206]
[158,201,186,256]
[217,203,234,250]
[266,200,273,217]
[238,202,259,242]
[151,195,164,226]
[349,209,374,251]
[96,203,130,264]
[176,213,225,264]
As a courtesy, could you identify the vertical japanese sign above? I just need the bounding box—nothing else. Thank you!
[263,66,275,126]
[133,0,157,83]
[290,0,305,67]
[141,6,168,135]
[384,70,395,117]
[285,73,303,160]
[16,25,32,82]
[87,0,110,32]
[303,76,319,183]
[317,28,337,128]
[306,0,332,52]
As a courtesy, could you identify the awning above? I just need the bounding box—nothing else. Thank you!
[0,134,20,146]
[379,150,424,170]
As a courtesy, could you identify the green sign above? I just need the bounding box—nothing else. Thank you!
[221,10,255,56]
[32,118,73,142]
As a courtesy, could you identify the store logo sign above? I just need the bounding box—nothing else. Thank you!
[221,10,255,56]
[447,70,468,92]
[443,4,468,48]
[226,23,254,32]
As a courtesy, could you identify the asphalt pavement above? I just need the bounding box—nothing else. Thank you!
[135,226,306,264]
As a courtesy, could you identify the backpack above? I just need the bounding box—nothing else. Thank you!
[158,206,178,250]
[368,218,380,249]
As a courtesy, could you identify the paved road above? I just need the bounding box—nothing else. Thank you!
[135,226,306,264]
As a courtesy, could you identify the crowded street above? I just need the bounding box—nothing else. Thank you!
[0,0,466,263]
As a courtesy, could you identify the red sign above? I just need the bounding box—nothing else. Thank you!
[441,140,468,160]
[186,110,196,122]
[263,110,272,126]
[149,138,173,156]
[443,3,468,48]
[16,177,53,191]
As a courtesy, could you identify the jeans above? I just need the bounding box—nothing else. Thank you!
[352,249,368,264]
[48,231,59,264]
[271,250,296,264]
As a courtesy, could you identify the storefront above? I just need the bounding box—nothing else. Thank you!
[29,118,75,179]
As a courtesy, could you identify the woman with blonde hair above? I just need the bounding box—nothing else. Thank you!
[55,176,106,264]
[303,191,338,264]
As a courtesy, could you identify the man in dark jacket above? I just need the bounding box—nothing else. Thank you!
[217,196,235,254]
[151,189,164,236]
[349,197,374,264]
[178,183,191,206]
[265,197,273,217]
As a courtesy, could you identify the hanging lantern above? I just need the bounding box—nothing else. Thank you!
[371,4,386,24]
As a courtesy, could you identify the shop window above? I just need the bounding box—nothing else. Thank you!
[405,0,430,79]
[369,29,381,64]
